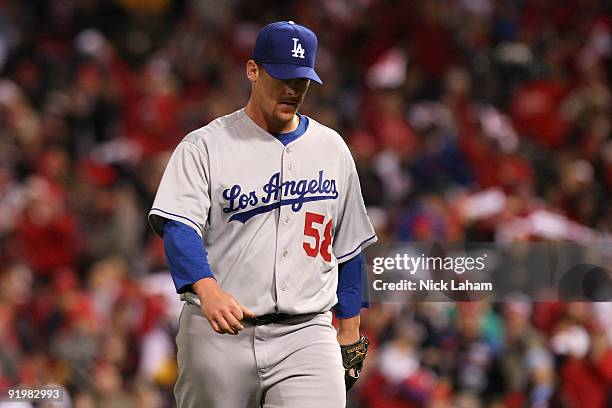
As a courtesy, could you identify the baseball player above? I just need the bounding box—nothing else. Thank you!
[149,21,376,407]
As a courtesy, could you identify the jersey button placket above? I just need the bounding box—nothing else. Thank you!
[276,146,294,303]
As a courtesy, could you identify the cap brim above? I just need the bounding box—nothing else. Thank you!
[262,63,323,85]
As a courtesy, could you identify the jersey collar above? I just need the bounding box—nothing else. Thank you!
[239,108,311,149]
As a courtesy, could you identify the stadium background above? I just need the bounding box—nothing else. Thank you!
[0,0,611,406]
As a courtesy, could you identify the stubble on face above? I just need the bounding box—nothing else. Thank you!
[255,67,310,133]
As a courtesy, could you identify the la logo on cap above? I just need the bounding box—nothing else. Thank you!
[287,21,306,59]
[291,38,305,59]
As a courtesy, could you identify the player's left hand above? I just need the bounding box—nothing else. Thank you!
[339,334,369,391]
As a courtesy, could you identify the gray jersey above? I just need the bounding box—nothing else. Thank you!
[149,108,376,316]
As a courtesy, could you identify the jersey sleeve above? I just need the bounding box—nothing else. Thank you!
[163,220,214,293]
[334,252,369,318]
[333,149,377,263]
[148,140,210,237]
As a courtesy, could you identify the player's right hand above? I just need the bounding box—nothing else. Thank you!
[192,277,256,335]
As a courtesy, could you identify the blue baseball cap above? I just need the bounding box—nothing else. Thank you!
[253,21,323,85]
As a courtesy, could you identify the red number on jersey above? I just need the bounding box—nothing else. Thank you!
[303,212,333,262]
[320,218,332,262]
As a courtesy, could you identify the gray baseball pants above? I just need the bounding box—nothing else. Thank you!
[174,302,346,407]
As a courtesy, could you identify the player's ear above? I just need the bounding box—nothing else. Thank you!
[246,60,259,82]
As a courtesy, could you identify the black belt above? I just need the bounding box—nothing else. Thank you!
[181,293,322,325]
[244,312,319,325]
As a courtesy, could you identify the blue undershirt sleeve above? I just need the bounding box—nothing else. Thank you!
[333,252,370,319]
[163,220,214,294]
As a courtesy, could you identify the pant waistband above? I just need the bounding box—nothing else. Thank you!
[244,312,320,325]
[181,292,321,325]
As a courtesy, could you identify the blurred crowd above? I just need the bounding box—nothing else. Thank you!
[0,0,611,407]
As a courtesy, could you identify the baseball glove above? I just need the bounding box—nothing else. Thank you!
[340,334,370,391]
